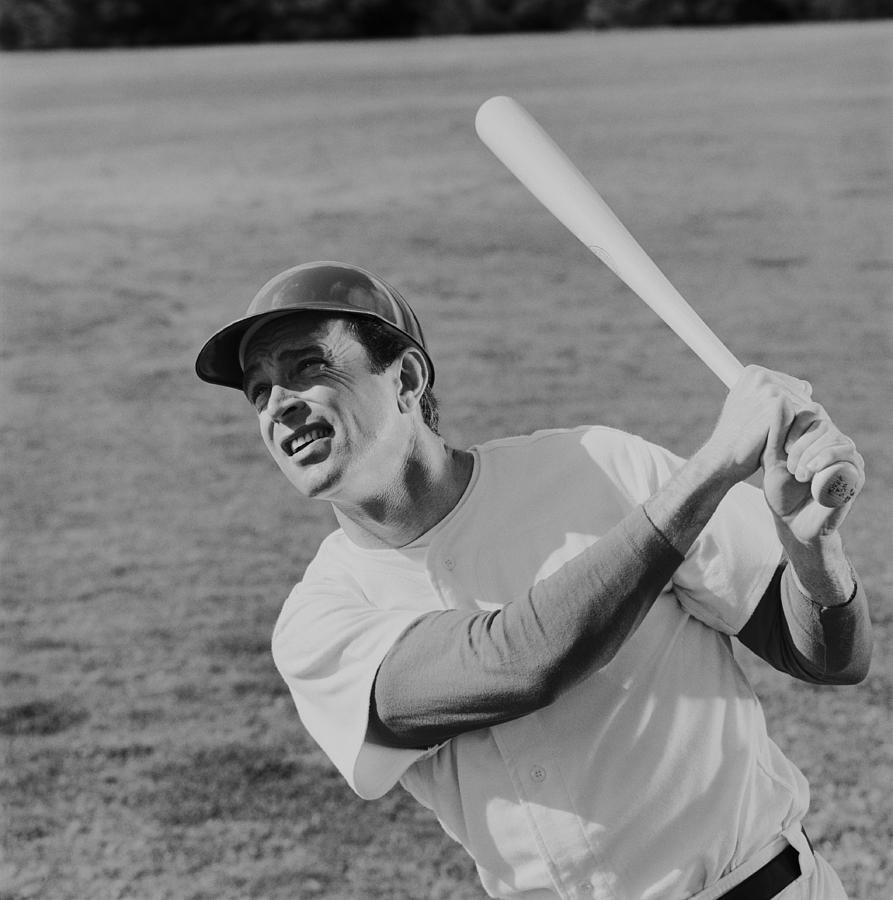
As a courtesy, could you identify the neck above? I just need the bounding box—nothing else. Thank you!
[333,438,474,549]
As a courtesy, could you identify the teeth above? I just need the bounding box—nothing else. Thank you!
[290,428,329,455]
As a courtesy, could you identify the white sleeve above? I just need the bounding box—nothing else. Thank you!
[271,561,431,800]
[673,481,783,634]
[604,431,784,635]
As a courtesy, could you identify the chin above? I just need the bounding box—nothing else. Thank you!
[280,463,341,501]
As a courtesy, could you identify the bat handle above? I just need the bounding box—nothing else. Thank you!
[717,360,858,508]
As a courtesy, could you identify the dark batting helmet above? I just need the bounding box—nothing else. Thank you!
[195,261,434,389]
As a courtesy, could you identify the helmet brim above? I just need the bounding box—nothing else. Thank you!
[195,304,434,390]
[194,262,435,390]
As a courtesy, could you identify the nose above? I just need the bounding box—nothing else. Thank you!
[267,384,306,423]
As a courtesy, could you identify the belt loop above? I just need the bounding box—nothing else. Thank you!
[782,825,815,881]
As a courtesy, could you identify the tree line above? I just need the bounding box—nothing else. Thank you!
[1,0,890,50]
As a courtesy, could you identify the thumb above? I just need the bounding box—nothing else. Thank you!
[761,397,798,475]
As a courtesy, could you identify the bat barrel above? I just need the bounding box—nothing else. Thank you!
[476,96,743,389]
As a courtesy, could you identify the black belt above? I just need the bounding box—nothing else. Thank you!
[720,841,804,900]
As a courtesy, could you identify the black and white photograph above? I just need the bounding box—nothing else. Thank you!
[2,3,891,898]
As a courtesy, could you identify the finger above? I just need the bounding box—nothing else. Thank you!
[741,365,813,400]
[796,435,863,486]
[763,393,803,471]
[783,404,861,484]
[784,404,827,451]
[783,405,829,477]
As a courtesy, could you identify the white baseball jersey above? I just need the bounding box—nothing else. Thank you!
[272,426,812,899]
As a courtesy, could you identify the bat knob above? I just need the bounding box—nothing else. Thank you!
[811,461,861,508]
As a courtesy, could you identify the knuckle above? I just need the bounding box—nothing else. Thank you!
[745,364,772,386]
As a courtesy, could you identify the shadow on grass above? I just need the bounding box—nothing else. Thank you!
[127,741,484,898]
[140,743,317,827]
[0,697,89,736]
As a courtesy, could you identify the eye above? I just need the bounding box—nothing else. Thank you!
[292,358,326,378]
[247,383,271,413]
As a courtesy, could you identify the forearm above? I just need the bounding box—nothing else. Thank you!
[738,556,872,685]
[642,447,740,554]
[783,529,855,607]
[371,505,683,749]
[780,546,872,683]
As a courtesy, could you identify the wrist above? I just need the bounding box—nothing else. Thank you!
[781,528,846,570]
[689,444,747,493]
[783,534,855,608]
[643,451,737,556]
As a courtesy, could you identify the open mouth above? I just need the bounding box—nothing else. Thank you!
[282,425,334,458]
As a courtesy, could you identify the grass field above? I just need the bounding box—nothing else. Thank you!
[2,21,892,900]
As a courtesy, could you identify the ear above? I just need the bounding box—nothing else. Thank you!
[395,347,429,414]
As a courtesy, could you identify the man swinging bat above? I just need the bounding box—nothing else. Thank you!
[195,257,871,900]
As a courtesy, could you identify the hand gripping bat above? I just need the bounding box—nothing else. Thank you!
[475,95,858,508]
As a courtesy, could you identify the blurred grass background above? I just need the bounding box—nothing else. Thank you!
[2,0,891,50]
[1,21,892,900]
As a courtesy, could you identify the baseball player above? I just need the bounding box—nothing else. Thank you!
[195,261,872,900]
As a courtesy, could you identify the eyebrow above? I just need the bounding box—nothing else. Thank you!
[242,344,327,388]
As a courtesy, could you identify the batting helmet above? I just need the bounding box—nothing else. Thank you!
[195,261,434,390]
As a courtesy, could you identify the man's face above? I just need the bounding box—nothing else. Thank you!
[241,314,409,503]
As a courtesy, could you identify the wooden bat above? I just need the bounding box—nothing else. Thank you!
[475,95,858,508]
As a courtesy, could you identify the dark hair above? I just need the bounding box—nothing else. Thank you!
[344,316,440,434]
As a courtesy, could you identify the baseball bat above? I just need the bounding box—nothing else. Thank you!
[475,95,858,508]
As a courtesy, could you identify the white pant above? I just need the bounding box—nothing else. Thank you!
[690,829,848,900]
[777,851,848,900]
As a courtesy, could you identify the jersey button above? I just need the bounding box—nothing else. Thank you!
[530,765,547,783]
[443,557,455,570]
[578,881,593,895]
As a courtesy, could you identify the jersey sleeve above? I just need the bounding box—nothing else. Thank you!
[673,480,783,634]
[600,430,784,635]
[271,549,432,800]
